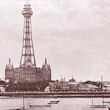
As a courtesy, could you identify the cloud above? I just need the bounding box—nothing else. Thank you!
[0,0,110,81]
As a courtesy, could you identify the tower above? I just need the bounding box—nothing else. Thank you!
[5,1,51,88]
[20,2,36,68]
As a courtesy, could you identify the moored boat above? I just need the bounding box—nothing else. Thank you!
[90,98,107,109]
[90,105,107,108]
[29,104,51,108]
[50,100,60,103]
[48,101,58,104]
[102,101,110,104]
[108,105,110,110]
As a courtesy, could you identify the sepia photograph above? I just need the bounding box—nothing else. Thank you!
[0,0,110,110]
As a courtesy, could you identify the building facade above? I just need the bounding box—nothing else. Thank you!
[5,3,51,84]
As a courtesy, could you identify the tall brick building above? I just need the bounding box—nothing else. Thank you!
[5,3,51,85]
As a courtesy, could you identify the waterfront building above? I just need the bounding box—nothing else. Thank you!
[49,80,75,92]
[69,77,76,82]
[77,84,99,91]
[102,82,110,91]
[0,86,5,93]
[0,80,6,92]
[49,80,101,92]
[5,3,51,86]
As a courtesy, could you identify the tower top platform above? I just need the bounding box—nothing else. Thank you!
[25,0,30,5]
[22,4,33,17]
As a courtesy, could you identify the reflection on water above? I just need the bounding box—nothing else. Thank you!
[0,97,109,110]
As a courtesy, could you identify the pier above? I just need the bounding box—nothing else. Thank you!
[0,91,110,98]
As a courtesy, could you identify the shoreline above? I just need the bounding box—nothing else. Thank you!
[0,92,110,98]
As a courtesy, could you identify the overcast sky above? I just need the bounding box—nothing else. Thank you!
[0,0,110,81]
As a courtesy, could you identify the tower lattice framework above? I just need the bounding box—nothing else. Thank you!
[20,3,36,67]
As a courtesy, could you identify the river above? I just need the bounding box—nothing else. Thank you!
[0,97,109,110]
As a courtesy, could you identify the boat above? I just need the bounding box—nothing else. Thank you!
[90,105,107,108]
[90,98,107,109]
[1,93,26,110]
[108,105,110,110]
[108,106,110,110]
[48,101,58,104]
[50,100,60,103]
[48,100,60,104]
[103,101,110,103]
[102,98,110,104]
[29,104,51,108]
[102,100,110,104]
[15,92,26,110]
[0,108,26,110]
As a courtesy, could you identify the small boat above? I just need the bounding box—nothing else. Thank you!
[13,107,25,110]
[90,105,107,108]
[102,101,110,104]
[102,98,110,104]
[29,104,51,108]
[48,100,60,104]
[48,102,57,104]
[90,98,107,109]
[0,109,24,110]
[48,102,58,104]
[4,108,24,110]
[108,105,110,110]
[15,92,25,110]
[50,100,60,103]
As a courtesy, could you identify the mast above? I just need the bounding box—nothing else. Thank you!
[23,92,25,110]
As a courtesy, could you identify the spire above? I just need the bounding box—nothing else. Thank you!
[61,75,63,81]
[45,58,47,65]
[6,58,13,69]
[72,75,74,79]
[9,58,11,64]
[101,75,103,82]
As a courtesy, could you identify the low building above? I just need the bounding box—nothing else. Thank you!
[5,58,51,83]
[0,86,5,92]
[49,79,78,92]
[103,84,110,91]
[45,86,50,92]
[78,84,99,91]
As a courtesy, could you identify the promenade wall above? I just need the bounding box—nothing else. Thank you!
[0,91,110,98]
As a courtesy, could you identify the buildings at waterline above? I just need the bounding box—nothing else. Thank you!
[5,3,51,90]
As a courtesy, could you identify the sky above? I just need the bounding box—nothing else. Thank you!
[0,0,110,81]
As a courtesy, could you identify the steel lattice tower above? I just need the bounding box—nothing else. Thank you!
[20,3,36,68]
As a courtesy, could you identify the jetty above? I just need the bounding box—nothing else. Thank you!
[0,91,110,98]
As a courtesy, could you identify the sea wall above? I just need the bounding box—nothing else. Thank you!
[0,91,110,98]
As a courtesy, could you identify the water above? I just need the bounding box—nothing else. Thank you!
[0,97,109,110]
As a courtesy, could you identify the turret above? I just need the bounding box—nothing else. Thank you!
[42,58,51,70]
[45,58,47,65]
[6,58,13,69]
[42,58,51,81]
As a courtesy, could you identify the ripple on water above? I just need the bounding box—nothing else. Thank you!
[0,97,109,110]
